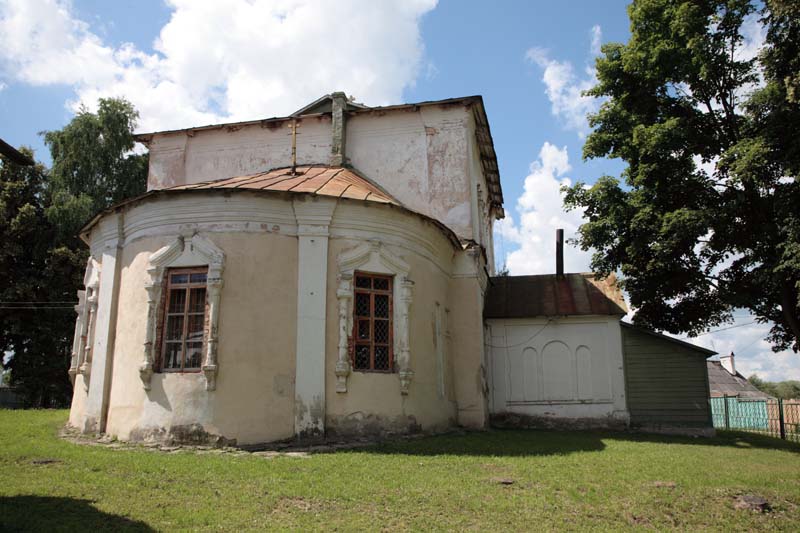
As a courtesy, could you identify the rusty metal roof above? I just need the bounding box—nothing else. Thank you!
[707,361,773,399]
[165,165,399,204]
[484,273,628,318]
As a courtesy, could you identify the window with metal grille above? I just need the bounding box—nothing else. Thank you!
[158,267,208,372]
[352,272,393,372]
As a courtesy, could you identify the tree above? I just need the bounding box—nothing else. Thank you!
[748,374,800,399]
[44,98,148,241]
[0,150,82,406]
[563,0,800,352]
[1,98,148,407]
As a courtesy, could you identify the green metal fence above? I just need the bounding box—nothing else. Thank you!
[710,396,800,442]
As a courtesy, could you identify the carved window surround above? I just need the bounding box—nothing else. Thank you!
[336,241,414,394]
[140,233,225,391]
[68,290,86,385]
[69,258,100,391]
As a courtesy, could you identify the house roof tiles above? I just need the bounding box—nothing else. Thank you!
[707,361,773,399]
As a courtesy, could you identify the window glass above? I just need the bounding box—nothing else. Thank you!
[159,268,208,372]
[352,272,394,372]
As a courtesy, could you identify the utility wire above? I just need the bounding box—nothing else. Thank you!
[485,319,553,349]
[0,306,76,309]
[694,320,758,337]
[0,301,77,304]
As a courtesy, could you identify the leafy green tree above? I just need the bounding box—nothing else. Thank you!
[2,98,148,406]
[564,0,800,352]
[748,374,800,399]
[44,98,148,241]
[0,151,82,406]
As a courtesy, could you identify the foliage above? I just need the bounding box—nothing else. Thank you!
[1,410,799,530]
[1,98,148,407]
[0,152,82,406]
[748,374,800,399]
[563,0,800,352]
[44,98,148,241]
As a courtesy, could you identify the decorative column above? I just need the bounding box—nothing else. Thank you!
[203,272,224,391]
[334,275,353,393]
[68,291,87,384]
[397,278,415,394]
[79,284,99,391]
[139,277,162,390]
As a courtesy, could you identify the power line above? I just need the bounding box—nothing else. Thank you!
[694,320,758,337]
[0,301,77,304]
[486,319,553,349]
[0,306,76,310]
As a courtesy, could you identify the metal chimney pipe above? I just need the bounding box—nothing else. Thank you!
[556,228,564,277]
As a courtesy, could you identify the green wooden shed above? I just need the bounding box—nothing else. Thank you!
[621,323,715,436]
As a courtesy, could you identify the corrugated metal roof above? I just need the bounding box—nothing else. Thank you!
[165,165,399,205]
[484,273,628,318]
[707,361,773,399]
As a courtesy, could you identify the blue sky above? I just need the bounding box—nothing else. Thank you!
[1,0,797,381]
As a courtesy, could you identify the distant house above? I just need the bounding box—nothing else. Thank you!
[707,353,773,431]
[707,353,772,399]
[0,382,24,409]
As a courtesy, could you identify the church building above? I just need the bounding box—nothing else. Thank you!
[67,93,713,445]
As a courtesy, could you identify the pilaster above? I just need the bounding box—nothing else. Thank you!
[83,213,123,433]
[292,197,336,439]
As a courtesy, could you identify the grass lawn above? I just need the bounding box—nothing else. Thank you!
[1,410,799,531]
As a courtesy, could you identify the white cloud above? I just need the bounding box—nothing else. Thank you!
[495,142,593,275]
[590,25,602,56]
[525,27,600,138]
[735,13,766,63]
[668,315,800,382]
[0,0,437,132]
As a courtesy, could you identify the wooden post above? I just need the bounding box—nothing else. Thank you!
[723,395,730,430]
[779,399,786,440]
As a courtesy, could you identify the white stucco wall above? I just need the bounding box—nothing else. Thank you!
[143,104,492,243]
[486,316,629,423]
[68,191,487,444]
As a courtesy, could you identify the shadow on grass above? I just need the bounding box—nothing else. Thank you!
[0,496,154,532]
[367,429,607,456]
[362,428,800,457]
[603,429,800,454]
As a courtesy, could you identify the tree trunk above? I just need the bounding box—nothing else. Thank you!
[780,281,800,351]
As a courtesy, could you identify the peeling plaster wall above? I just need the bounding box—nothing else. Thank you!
[324,204,461,436]
[70,193,489,445]
[448,274,489,429]
[146,116,332,190]
[145,105,483,242]
[101,216,298,445]
[347,106,475,239]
